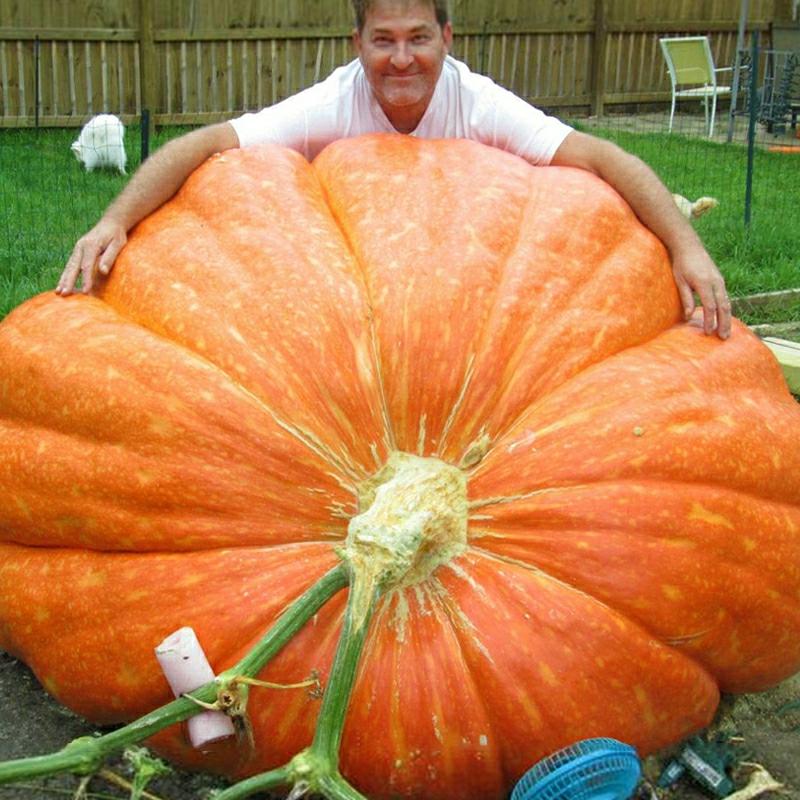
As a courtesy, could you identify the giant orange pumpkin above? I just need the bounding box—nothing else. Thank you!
[1,135,799,799]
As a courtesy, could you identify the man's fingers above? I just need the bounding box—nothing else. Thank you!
[691,282,718,335]
[696,280,732,339]
[675,278,695,320]
[56,244,84,295]
[99,235,126,276]
[715,283,732,340]
[80,243,102,294]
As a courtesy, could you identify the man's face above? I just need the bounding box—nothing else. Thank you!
[353,1,453,132]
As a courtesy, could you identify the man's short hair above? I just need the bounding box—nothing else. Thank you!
[352,0,450,31]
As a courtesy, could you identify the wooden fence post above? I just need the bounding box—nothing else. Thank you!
[139,0,156,137]
[591,0,607,117]
[772,0,794,22]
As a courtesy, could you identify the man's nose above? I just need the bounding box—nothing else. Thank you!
[390,42,413,69]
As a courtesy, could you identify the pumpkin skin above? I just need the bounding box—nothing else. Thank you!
[1,134,800,800]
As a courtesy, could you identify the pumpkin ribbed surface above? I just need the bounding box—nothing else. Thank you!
[1,135,799,800]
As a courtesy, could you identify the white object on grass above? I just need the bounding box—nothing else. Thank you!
[155,626,235,748]
[71,114,127,174]
[673,194,719,220]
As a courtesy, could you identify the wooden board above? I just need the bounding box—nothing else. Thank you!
[762,337,800,394]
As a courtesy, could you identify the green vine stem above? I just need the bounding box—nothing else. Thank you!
[208,765,292,800]
[213,572,380,800]
[0,562,349,786]
[309,575,378,765]
[317,773,372,800]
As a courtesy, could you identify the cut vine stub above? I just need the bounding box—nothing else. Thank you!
[345,451,468,627]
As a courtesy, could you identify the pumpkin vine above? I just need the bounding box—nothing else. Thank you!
[0,563,363,797]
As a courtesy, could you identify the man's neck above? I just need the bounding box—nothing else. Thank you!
[383,104,427,134]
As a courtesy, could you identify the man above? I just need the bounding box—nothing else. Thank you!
[57,0,731,339]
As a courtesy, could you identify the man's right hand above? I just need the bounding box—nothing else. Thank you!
[56,218,128,296]
[55,122,240,298]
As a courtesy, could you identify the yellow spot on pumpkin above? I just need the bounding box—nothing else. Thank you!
[634,685,657,727]
[179,573,205,587]
[662,584,683,601]
[78,570,107,589]
[116,663,139,688]
[34,607,50,622]
[742,537,757,552]
[148,417,175,437]
[106,366,121,380]
[13,496,32,519]
[136,470,157,486]
[688,502,734,530]
[539,663,558,687]
[665,537,696,550]
[668,422,696,434]
[44,676,59,694]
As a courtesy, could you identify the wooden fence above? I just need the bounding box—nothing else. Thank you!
[0,0,794,127]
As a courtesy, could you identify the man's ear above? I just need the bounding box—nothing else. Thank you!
[442,21,453,51]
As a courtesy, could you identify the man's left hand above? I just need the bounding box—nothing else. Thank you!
[670,244,731,340]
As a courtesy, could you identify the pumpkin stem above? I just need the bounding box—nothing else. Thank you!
[209,571,378,800]
[308,574,380,764]
[346,451,468,628]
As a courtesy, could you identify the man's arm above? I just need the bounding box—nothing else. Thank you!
[57,121,240,296]
[550,130,731,339]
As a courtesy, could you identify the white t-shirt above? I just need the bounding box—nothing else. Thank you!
[230,55,572,163]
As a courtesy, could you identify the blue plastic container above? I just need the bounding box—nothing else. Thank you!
[511,738,642,800]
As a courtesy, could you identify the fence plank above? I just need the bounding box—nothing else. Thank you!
[67,41,76,115]
[0,43,8,117]
[17,41,26,117]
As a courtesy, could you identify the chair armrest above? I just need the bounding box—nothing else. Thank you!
[715,67,734,73]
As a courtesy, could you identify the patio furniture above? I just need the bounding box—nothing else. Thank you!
[771,23,800,129]
[660,36,733,137]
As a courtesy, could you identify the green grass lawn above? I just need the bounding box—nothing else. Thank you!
[1,124,799,321]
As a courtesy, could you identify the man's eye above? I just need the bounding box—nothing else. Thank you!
[373,37,392,45]
[413,35,431,44]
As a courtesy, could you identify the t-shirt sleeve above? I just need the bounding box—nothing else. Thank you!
[471,83,573,165]
[228,77,346,158]
[229,88,317,152]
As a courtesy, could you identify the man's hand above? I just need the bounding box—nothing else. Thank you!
[670,242,731,339]
[55,122,240,298]
[56,218,127,296]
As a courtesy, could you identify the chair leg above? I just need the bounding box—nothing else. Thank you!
[709,94,717,138]
[703,94,709,136]
[669,95,676,133]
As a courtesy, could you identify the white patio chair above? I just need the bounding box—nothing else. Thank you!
[659,36,732,137]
